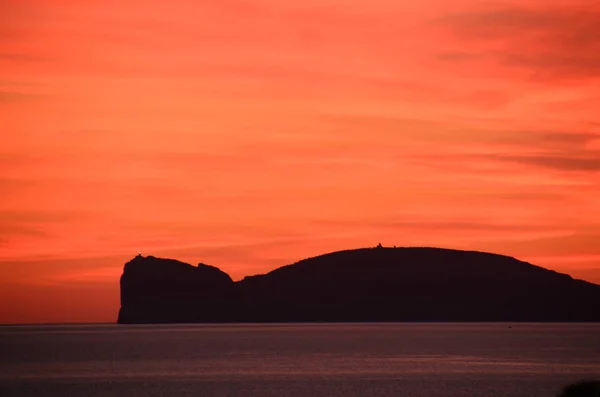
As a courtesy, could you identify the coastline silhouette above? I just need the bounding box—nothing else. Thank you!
[118,246,600,324]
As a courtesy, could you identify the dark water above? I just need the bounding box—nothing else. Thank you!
[1,323,599,397]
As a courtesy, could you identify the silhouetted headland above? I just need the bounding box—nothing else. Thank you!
[118,247,600,324]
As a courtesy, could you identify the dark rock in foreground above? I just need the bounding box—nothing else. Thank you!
[118,247,600,323]
[557,380,600,397]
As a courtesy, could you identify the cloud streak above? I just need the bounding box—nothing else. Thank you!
[437,4,600,80]
[0,90,40,102]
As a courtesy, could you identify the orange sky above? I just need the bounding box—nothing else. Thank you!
[1,0,600,323]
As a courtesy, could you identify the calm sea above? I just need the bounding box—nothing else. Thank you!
[1,323,598,397]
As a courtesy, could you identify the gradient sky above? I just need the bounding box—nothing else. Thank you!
[1,0,600,323]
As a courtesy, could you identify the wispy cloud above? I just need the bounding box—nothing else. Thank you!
[0,90,40,102]
[437,4,600,80]
[494,153,600,171]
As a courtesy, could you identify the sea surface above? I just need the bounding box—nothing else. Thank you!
[1,323,599,397]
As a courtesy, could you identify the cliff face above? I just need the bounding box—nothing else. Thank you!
[117,248,600,323]
[118,255,233,323]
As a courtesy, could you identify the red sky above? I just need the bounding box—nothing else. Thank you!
[1,0,600,323]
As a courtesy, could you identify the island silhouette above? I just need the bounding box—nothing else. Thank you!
[118,246,600,324]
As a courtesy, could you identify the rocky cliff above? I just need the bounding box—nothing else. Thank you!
[118,247,600,323]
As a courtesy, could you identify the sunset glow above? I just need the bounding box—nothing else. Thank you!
[1,0,600,323]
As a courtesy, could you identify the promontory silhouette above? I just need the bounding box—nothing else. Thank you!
[118,247,600,323]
